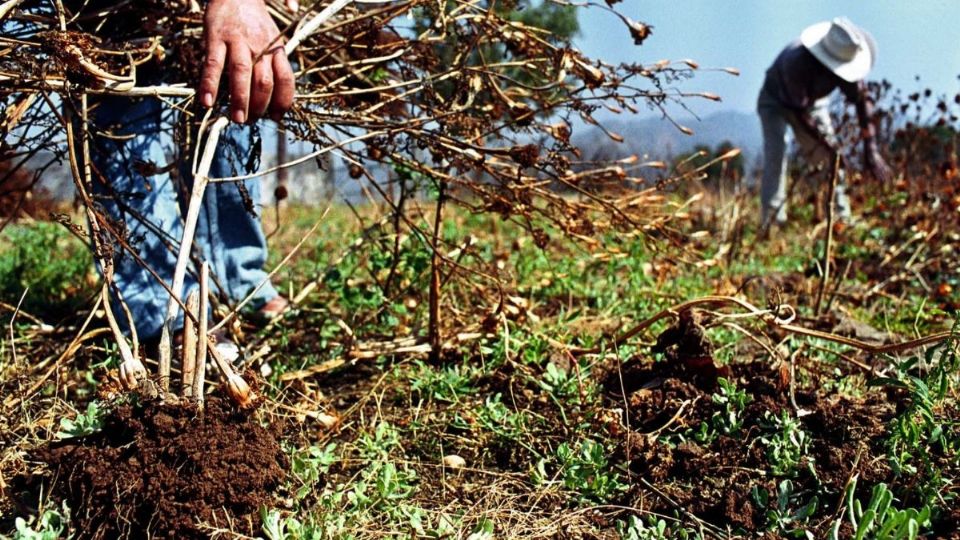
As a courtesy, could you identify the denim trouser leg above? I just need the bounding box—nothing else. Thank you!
[757,92,790,226]
[90,98,276,340]
[196,125,278,310]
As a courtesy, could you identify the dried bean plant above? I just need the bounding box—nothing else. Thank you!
[0,0,731,405]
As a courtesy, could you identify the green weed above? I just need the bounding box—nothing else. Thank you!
[682,377,752,445]
[534,439,625,502]
[0,222,92,316]
[10,503,71,540]
[405,360,480,403]
[616,515,670,540]
[56,402,104,439]
[475,393,527,441]
[829,478,931,540]
[758,410,812,477]
[869,322,960,504]
[751,479,819,539]
[289,443,337,502]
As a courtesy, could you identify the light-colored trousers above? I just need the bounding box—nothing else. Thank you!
[90,97,278,339]
[757,87,851,226]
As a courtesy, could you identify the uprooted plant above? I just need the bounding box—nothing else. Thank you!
[0,0,739,404]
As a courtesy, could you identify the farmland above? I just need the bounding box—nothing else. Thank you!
[2,173,958,538]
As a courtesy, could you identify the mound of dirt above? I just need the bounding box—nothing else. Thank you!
[602,356,960,536]
[38,396,287,539]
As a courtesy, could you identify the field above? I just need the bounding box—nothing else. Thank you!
[2,174,959,539]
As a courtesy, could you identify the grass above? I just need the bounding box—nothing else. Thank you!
[2,183,959,538]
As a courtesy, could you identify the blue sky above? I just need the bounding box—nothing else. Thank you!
[573,0,960,117]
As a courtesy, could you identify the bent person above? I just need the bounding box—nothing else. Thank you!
[757,17,893,230]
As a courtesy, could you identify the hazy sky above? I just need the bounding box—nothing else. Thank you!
[572,0,960,117]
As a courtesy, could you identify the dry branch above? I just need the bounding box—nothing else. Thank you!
[0,0,736,406]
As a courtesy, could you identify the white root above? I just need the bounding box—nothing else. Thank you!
[158,116,227,390]
[193,262,209,406]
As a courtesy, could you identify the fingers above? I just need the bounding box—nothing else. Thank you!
[228,44,253,123]
[199,40,227,108]
[269,50,295,121]
[285,0,299,13]
[249,57,275,120]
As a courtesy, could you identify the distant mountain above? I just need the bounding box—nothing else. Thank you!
[573,110,763,169]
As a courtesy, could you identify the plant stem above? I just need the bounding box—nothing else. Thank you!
[815,154,840,316]
[159,116,227,391]
[193,262,209,406]
[181,290,199,398]
[428,181,446,363]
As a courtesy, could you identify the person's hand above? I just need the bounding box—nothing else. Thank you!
[865,149,894,183]
[199,0,296,123]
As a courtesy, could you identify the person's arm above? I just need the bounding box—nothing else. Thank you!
[843,80,893,182]
[199,0,297,123]
[793,109,837,157]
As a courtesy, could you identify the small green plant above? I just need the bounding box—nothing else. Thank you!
[358,421,402,460]
[475,393,526,441]
[289,443,337,502]
[759,410,812,477]
[406,360,479,403]
[56,402,104,439]
[751,480,818,539]
[535,439,625,502]
[616,515,670,540]
[465,518,495,540]
[538,361,580,399]
[261,508,320,540]
[688,377,752,444]
[11,503,70,540]
[828,477,931,540]
[870,322,960,505]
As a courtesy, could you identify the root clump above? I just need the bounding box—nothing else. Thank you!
[38,395,287,539]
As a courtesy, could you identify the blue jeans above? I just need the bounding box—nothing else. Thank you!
[757,87,851,227]
[90,97,278,339]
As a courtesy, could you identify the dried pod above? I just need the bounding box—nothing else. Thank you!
[310,412,339,429]
[625,19,652,45]
[508,144,539,168]
[509,103,535,126]
[226,373,257,409]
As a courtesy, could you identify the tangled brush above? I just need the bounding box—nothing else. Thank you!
[0,0,736,397]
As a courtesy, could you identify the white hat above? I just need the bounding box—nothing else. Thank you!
[800,17,877,82]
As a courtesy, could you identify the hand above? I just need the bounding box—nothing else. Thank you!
[865,149,894,183]
[199,0,296,123]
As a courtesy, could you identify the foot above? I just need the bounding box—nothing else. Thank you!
[256,295,290,322]
[210,328,241,364]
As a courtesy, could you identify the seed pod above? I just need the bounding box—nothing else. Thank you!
[226,373,257,409]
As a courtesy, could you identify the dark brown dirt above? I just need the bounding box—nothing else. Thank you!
[603,354,958,536]
[36,395,287,540]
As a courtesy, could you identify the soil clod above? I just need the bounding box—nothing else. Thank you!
[36,395,287,539]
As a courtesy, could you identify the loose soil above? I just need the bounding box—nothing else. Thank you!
[35,394,287,539]
[604,353,960,537]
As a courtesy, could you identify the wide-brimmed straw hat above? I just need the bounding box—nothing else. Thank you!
[800,17,877,82]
